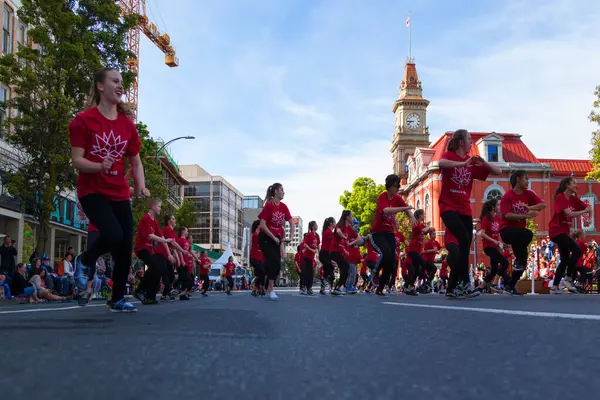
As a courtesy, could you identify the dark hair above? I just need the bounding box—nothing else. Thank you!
[308,221,317,232]
[322,217,335,235]
[64,253,72,259]
[571,229,583,240]
[303,232,307,238]
[509,170,528,188]
[337,210,352,228]
[86,67,132,118]
[555,176,574,199]
[447,129,469,152]
[264,183,283,204]
[297,245,302,252]
[251,219,260,233]
[228,256,233,262]
[414,209,424,220]
[178,226,188,237]
[480,199,498,221]
[163,214,175,227]
[385,174,401,190]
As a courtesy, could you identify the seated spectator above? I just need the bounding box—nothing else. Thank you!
[93,257,107,299]
[10,263,42,303]
[0,272,13,299]
[40,256,56,290]
[29,268,68,302]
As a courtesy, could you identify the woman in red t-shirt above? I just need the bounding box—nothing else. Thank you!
[301,221,319,295]
[198,250,212,297]
[405,209,434,295]
[69,68,149,313]
[370,174,416,298]
[319,217,336,291]
[249,220,266,297]
[421,229,441,290]
[223,256,236,295]
[548,176,591,293]
[329,210,354,295]
[499,170,546,294]
[258,183,294,301]
[438,129,501,298]
[176,226,195,300]
[477,199,509,292]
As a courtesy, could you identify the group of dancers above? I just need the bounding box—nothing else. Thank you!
[68,68,592,311]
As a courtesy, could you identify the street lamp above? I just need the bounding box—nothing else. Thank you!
[155,136,195,165]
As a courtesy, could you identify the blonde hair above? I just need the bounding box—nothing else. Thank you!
[85,67,133,119]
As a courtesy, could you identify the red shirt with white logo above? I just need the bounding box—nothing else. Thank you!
[224,261,235,277]
[548,193,587,239]
[500,189,544,230]
[156,225,176,258]
[407,223,426,254]
[199,256,211,274]
[480,215,501,249]
[303,231,320,259]
[423,239,441,262]
[329,226,348,254]
[294,252,302,271]
[177,236,192,272]
[321,228,333,252]
[134,213,161,254]
[365,240,379,264]
[345,226,362,264]
[371,192,408,233]
[438,151,489,217]
[258,201,292,239]
[250,231,263,262]
[69,107,141,201]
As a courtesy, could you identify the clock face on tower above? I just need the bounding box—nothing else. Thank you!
[406,113,420,129]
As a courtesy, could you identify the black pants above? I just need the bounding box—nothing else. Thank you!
[155,254,174,295]
[197,274,209,293]
[500,227,533,287]
[250,259,266,289]
[319,250,335,288]
[389,261,398,288]
[483,247,509,282]
[136,249,165,300]
[407,251,425,286]
[330,251,349,288]
[79,194,133,302]
[258,232,281,281]
[441,211,473,290]
[551,233,582,285]
[301,257,314,291]
[226,276,234,291]
[421,261,437,282]
[371,231,396,293]
[177,266,192,291]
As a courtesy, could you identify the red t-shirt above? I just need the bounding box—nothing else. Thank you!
[423,239,441,262]
[548,193,587,239]
[345,226,362,264]
[394,231,406,260]
[224,261,235,277]
[303,231,320,259]
[88,223,98,233]
[480,215,501,249]
[177,236,192,271]
[500,189,544,230]
[440,259,449,277]
[134,213,161,254]
[371,192,408,233]
[250,231,263,262]
[294,252,303,271]
[321,228,333,252]
[438,151,489,217]
[258,201,292,239]
[445,229,458,247]
[359,263,367,275]
[576,240,587,267]
[199,256,211,274]
[156,225,176,258]
[365,240,379,264]
[329,226,347,254]
[69,107,141,201]
[407,223,426,253]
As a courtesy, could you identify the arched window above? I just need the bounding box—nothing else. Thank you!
[424,193,430,222]
[416,199,421,210]
[483,184,505,202]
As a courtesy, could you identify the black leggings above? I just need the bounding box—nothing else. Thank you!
[226,276,234,291]
[319,250,335,288]
[258,232,282,281]
[177,266,192,291]
[407,251,425,286]
[302,257,314,290]
[483,247,509,282]
[199,274,209,293]
[329,251,349,288]
[389,262,398,288]
[250,259,266,289]
[421,261,437,281]
[441,211,473,288]
[155,254,174,295]
[79,194,133,302]
[371,232,396,293]
[500,227,533,287]
[551,233,582,285]
[136,249,165,300]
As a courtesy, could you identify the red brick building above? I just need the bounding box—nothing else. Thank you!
[390,61,598,265]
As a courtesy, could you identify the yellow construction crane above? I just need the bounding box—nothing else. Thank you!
[118,0,179,121]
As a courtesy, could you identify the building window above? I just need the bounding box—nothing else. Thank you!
[0,85,7,139]
[486,189,503,202]
[17,21,26,47]
[424,193,430,222]
[416,199,421,210]
[2,6,13,55]
[487,145,499,162]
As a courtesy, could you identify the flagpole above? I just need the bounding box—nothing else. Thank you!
[408,11,412,62]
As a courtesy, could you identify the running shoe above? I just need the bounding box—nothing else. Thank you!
[133,289,146,303]
[201,292,208,297]
[559,280,578,293]
[549,287,563,295]
[347,287,358,295]
[110,299,137,313]
[375,290,388,298]
[461,282,481,298]
[179,294,190,300]
[504,287,523,296]
[78,289,92,306]
[73,254,88,291]
[142,298,158,305]
[307,289,314,296]
[267,291,278,301]
[449,285,466,299]
[319,289,326,295]
[405,286,418,296]
[490,285,504,294]
[331,288,344,296]
[251,290,257,297]
[300,288,307,295]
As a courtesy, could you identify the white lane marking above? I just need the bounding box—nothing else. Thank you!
[381,301,600,321]
[0,301,141,315]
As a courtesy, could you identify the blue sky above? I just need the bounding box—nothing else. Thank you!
[136,0,600,232]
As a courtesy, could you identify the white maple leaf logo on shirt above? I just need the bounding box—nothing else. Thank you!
[490,221,499,233]
[90,130,128,160]
[512,202,528,214]
[272,211,285,226]
[451,167,471,187]
[383,213,396,223]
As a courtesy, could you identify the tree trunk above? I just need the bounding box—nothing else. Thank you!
[35,166,57,257]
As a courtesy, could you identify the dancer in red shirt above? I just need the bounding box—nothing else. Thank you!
[439,255,449,293]
[176,227,196,300]
[70,68,148,313]
[329,210,354,296]
[198,250,212,297]
[156,214,187,300]
[370,175,416,298]
[390,221,407,293]
[319,217,336,292]
[344,219,361,294]
[223,256,236,295]
[438,129,501,298]
[476,199,509,293]
[405,209,434,295]
[499,170,546,295]
[301,221,319,295]
[294,246,304,292]
[249,220,265,297]
[258,183,294,301]
[421,229,441,292]
[548,176,591,294]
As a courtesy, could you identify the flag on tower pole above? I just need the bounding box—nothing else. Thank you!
[406,12,412,61]
[406,14,410,28]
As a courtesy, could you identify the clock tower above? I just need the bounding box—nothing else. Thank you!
[390,61,431,182]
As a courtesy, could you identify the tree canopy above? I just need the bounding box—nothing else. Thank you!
[339,177,384,237]
[587,85,600,181]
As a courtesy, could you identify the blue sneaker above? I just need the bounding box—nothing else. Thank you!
[347,287,358,294]
[73,254,88,291]
[110,299,138,313]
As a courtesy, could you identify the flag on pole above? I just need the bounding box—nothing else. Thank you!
[406,14,410,28]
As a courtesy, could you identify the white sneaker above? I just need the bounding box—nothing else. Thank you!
[559,280,577,293]
[267,291,278,301]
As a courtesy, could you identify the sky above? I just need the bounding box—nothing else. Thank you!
[136,0,600,233]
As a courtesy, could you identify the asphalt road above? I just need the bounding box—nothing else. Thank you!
[1,290,600,400]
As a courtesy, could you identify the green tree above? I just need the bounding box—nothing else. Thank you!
[283,255,299,283]
[0,0,132,254]
[587,85,600,180]
[339,177,385,236]
[175,199,198,229]
[526,218,538,246]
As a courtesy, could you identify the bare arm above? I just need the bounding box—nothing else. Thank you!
[71,147,104,173]
[563,208,589,218]
[438,158,469,170]
[259,219,279,242]
[383,206,413,215]
[288,219,296,242]
[477,230,502,245]
[504,211,538,221]
[477,158,502,175]
[528,203,547,212]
